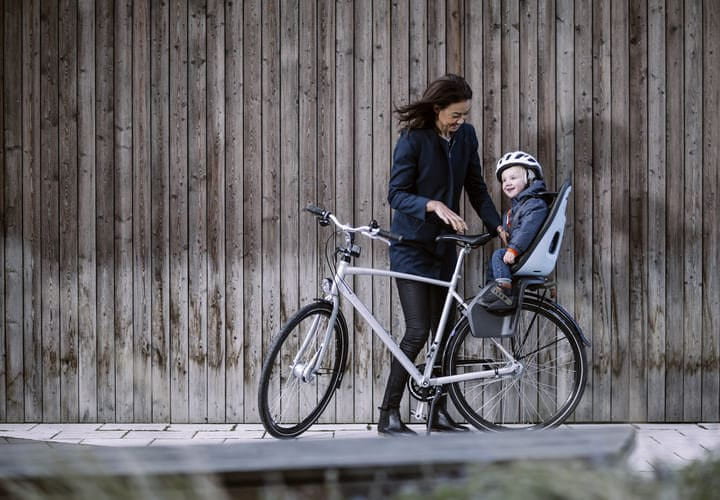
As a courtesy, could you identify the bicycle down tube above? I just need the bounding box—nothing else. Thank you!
[321,246,521,389]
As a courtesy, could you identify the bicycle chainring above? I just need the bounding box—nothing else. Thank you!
[407,364,436,402]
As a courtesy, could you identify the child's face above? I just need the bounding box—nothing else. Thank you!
[501,166,528,199]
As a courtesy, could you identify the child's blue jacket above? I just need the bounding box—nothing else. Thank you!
[388,123,501,280]
[503,179,549,256]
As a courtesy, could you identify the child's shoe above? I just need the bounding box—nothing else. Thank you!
[480,281,515,312]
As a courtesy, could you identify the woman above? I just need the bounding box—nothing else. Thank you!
[380,74,505,436]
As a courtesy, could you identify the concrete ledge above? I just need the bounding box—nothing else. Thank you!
[0,428,633,490]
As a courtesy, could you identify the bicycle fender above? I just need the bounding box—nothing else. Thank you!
[527,293,591,347]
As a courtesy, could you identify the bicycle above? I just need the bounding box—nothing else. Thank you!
[259,184,589,439]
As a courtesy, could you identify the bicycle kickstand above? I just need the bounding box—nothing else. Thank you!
[426,387,443,436]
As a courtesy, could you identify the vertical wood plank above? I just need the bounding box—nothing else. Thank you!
[520,0,538,157]
[188,0,208,422]
[0,0,5,423]
[372,0,391,420]
[483,0,502,257]
[554,0,571,244]
[315,0,335,423]
[592,0,612,422]
[242,0,262,422]
[445,0,463,75]
[500,0,519,156]
[96,0,115,422]
[206,0,225,423]
[353,0,372,422]
[683,0,702,421]
[133,0,152,422]
[225,0,244,421]
[150,0,170,422]
[77,0,97,423]
[59,0,79,422]
[646,0,666,422]
[114,0,134,423]
[262,0,281,425]
[390,0,409,421]
[664,0,684,422]
[335,0,354,423]
[629,0,648,421]
[279,0,301,424]
[295,0,318,425]
[462,0,482,295]
[538,0,556,192]
[573,0,594,421]
[556,0,575,419]
[40,0,60,422]
[427,0,445,79]
[4,0,24,421]
[409,0,426,100]
[702,0,720,421]
[169,0,189,423]
[610,0,630,422]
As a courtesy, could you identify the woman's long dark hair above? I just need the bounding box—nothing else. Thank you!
[395,74,473,130]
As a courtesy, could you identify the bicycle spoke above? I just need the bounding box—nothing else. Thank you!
[447,295,587,430]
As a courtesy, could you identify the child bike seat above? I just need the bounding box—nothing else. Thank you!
[510,179,572,277]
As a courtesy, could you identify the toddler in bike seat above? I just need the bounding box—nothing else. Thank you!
[480,151,549,312]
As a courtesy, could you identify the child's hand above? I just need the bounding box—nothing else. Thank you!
[503,250,516,264]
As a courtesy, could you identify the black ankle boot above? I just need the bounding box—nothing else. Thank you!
[429,399,470,432]
[378,407,417,436]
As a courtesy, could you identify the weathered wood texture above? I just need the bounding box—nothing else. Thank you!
[1,0,718,423]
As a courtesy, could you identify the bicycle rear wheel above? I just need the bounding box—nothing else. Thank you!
[444,294,587,430]
[258,300,348,438]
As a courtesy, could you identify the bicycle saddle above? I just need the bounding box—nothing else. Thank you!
[435,233,493,248]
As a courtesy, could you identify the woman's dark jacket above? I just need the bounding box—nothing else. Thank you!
[388,123,501,280]
[503,179,549,256]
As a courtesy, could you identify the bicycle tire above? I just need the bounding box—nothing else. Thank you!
[258,300,348,438]
[444,294,587,430]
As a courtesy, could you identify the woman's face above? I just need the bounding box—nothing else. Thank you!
[435,100,471,134]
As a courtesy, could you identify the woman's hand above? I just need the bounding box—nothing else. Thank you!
[497,226,509,246]
[426,200,468,233]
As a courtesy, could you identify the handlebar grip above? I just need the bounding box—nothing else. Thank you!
[377,229,403,242]
[305,205,327,217]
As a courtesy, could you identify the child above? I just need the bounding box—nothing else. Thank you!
[481,151,549,311]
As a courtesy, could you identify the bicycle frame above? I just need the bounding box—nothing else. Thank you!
[298,243,522,393]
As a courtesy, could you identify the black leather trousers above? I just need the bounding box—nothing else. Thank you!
[380,278,455,410]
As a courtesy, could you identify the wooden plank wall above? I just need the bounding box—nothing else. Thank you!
[1,0,719,423]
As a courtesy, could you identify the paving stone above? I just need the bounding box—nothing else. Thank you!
[194,431,264,440]
[699,423,720,431]
[312,423,372,432]
[83,439,153,447]
[0,431,61,440]
[49,438,85,444]
[0,423,38,431]
[123,431,197,440]
[99,423,169,431]
[222,437,267,444]
[633,423,694,430]
[149,438,226,447]
[564,423,635,430]
[166,424,235,431]
[53,430,128,440]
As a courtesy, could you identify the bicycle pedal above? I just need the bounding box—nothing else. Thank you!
[413,403,427,421]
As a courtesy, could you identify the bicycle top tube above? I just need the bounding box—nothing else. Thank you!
[307,204,498,389]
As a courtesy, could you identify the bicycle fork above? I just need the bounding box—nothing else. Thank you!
[290,300,340,383]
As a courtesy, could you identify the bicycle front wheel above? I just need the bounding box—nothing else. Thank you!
[444,294,587,430]
[258,300,348,438]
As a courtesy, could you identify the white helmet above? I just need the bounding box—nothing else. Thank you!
[495,151,544,181]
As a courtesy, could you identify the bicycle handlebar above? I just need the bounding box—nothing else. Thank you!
[305,204,403,244]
